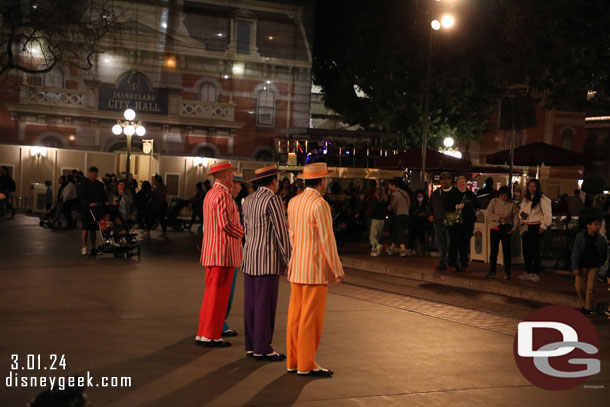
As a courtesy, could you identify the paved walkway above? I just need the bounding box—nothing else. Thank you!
[0,215,609,406]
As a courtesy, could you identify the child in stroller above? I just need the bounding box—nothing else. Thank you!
[92,210,140,259]
[163,197,189,231]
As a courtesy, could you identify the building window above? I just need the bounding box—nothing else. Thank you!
[561,128,574,150]
[236,21,251,55]
[257,88,275,127]
[199,82,217,102]
[42,67,64,88]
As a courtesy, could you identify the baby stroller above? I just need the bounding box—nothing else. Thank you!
[90,209,141,259]
[163,197,189,231]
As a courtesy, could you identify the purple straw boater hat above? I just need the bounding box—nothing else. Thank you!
[250,165,284,181]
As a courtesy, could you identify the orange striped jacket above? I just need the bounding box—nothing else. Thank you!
[287,187,344,284]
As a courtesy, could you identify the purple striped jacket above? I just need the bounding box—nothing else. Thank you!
[241,187,291,276]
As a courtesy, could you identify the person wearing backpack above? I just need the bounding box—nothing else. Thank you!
[386,180,411,257]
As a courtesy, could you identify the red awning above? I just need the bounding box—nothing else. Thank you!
[485,141,585,167]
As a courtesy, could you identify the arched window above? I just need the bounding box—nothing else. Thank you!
[257,88,275,127]
[561,128,574,150]
[199,82,217,102]
[42,67,64,88]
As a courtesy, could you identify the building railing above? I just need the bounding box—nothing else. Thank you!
[20,86,89,108]
[179,100,234,121]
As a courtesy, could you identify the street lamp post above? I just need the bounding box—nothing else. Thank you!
[421,15,454,186]
[112,109,146,178]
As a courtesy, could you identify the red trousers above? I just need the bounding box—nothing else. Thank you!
[197,266,235,340]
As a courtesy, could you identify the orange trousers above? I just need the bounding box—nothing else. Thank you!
[286,283,328,372]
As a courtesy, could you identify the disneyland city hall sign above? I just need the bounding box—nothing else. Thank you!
[98,73,169,116]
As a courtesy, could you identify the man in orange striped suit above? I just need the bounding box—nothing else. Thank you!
[196,160,244,347]
[286,162,345,377]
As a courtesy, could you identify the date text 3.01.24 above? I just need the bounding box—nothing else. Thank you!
[11,354,67,371]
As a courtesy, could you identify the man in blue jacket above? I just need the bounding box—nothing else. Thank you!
[571,216,608,316]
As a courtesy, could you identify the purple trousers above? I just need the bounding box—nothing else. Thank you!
[244,274,280,355]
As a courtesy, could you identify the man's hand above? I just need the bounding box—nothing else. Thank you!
[336,275,345,283]
[500,216,508,224]
[456,203,465,209]
[89,203,96,207]
[539,227,545,234]
[429,215,434,223]
[0,193,5,200]
[573,269,580,276]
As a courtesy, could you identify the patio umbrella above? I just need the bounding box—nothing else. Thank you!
[485,141,585,167]
[376,148,472,171]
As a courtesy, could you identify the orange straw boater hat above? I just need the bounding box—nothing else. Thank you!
[296,162,334,180]
[232,172,243,182]
[207,160,235,176]
[250,165,284,181]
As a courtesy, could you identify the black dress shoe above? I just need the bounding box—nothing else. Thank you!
[200,340,232,348]
[222,329,239,337]
[485,272,496,279]
[253,353,286,362]
[298,368,334,377]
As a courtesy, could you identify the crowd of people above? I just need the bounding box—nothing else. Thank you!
[38,167,174,254]
[7,162,610,320]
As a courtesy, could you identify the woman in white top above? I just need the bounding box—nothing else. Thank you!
[518,179,552,282]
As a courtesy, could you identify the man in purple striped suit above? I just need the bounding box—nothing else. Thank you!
[242,165,291,361]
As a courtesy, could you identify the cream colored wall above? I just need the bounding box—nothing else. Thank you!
[0,144,276,209]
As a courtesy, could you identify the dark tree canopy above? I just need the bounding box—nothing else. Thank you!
[312,0,610,148]
[0,0,116,76]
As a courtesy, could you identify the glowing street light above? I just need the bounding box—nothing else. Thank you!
[441,15,455,29]
[111,109,146,178]
[421,14,456,185]
[443,137,455,148]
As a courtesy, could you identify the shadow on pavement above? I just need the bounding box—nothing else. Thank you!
[243,372,328,407]
[148,357,266,406]
[76,335,209,405]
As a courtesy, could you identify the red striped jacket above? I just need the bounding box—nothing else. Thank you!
[200,182,244,267]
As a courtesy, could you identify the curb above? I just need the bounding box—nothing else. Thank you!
[340,256,580,308]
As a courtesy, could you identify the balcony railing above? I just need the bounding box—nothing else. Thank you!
[21,86,89,108]
[180,100,234,121]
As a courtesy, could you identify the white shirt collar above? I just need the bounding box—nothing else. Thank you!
[215,182,229,191]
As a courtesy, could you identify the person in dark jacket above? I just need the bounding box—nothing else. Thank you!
[428,172,453,270]
[445,176,479,272]
[78,166,108,255]
[188,182,205,230]
[571,216,609,316]
[152,174,168,232]
[135,181,158,239]
[0,165,16,217]
[408,189,429,256]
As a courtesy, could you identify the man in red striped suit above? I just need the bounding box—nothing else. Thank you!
[196,160,244,347]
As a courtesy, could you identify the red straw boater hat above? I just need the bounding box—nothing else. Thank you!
[250,165,284,181]
[296,162,334,180]
[207,160,235,175]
